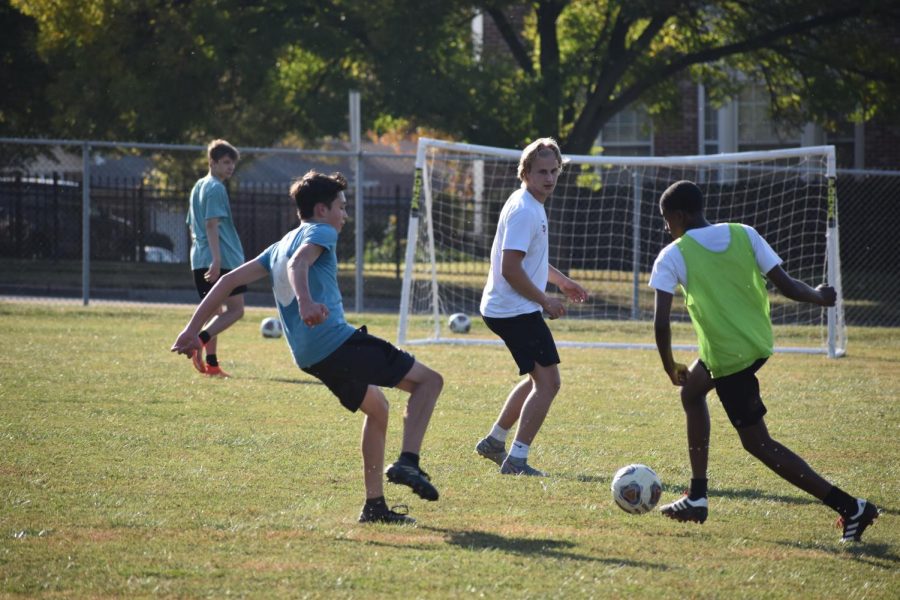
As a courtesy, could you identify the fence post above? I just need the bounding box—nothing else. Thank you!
[82,142,91,305]
[350,90,364,312]
[395,185,401,280]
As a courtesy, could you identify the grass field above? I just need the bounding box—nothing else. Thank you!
[1,300,897,598]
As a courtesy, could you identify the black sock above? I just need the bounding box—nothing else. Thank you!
[365,496,386,507]
[205,354,218,367]
[399,452,420,468]
[198,331,211,345]
[823,486,858,517]
[689,478,708,500]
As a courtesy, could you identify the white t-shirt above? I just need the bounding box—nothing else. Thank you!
[649,223,781,293]
[480,186,549,317]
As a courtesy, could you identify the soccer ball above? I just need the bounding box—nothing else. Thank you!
[447,312,472,334]
[260,317,283,339]
[611,464,662,514]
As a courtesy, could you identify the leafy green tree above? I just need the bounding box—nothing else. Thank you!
[473,0,900,153]
[7,0,899,155]
[0,0,50,136]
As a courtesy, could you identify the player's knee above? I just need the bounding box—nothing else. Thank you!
[361,387,389,418]
[680,387,704,407]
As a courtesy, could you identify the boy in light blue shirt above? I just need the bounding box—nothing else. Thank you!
[172,170,444,524]
[186,139,246,377]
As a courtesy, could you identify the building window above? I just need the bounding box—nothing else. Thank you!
[737,82,801,151]
[598,107,653,156]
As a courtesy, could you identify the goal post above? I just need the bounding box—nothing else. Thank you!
[398,137,846,358]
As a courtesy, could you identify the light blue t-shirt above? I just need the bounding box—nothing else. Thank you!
[187,175,245,270]
[256,222,355,368]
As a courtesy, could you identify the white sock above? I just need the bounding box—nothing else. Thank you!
[489,423,508,442]
[509,440,529,460]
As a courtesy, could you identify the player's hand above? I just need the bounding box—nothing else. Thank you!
[560,279,589,304]
[542,296,566,320]
[204,263,221,283]
[301,303,329,327]
[171,330,202,358]
[815,284,836,307]
[666,362,689,386]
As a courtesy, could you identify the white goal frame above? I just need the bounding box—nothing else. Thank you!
[398,137,845,358]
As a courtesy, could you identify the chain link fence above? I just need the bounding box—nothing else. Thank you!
[0,139,413,310]
[1,138,898,327]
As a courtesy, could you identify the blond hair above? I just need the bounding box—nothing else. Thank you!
[517,137,562,182]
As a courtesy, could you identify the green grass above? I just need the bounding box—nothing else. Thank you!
[0,300,897,598]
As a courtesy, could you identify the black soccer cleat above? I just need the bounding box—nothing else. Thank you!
[358,502,415,524]
[838,498,881,543]
[659,494,709,524]
[385,461,439,501]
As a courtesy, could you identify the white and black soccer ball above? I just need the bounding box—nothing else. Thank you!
[447,312,472,334]
[611,464,662,514]
[260,316,283,339]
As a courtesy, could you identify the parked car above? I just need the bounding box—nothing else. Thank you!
[143,246,180,263]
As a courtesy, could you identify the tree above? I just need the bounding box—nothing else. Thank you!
[475,0,900,153]
[6,0,899,155]
[0,0,50,136]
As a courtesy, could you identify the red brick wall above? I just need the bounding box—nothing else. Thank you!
[653,80,699,156]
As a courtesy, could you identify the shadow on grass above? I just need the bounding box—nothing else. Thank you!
[771,540,899,567]
[418,526,671,570]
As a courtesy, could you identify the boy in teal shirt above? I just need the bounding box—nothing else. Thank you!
[649,180,879,543]
[186,139,246,377]
[173,170,443,524]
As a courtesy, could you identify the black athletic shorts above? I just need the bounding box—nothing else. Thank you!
[482,311,560,375]
[301,326,416,413]
[699,357,769,428]
[193,268,248,299]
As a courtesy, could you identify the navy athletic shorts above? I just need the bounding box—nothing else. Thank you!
[482,311,560,375]
[301,326,416,412]
[699,357,769,428]
[193,268,248,299]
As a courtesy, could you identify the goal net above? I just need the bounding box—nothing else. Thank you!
[398,138,845,358]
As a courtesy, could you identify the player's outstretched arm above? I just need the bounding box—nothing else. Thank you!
[653,290,688,386]
[171,260,267,357]
[765,265,836,307]
[288,243,330,327]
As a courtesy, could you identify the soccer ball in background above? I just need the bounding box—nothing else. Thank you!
[260,317,283,339]
[447,312,472,334]
[611,464,662,514]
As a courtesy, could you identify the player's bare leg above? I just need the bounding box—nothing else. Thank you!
[385,364,441,502]
[357,387,414,524]
[358,386,389,500]
[496,377,532,431]
[393,361,443,455]
[660,360,713,523]
[512,363,560,445]
[682,359,714,480]
[736,417,832,499]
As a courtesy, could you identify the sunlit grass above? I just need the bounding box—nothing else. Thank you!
[0,300,897,598]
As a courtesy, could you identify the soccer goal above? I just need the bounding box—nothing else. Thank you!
[397,137,846,358]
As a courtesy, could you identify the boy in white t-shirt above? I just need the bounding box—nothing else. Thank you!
[649,180,879,543]
[475,138,589,476]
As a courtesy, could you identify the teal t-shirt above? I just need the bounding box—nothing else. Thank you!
[187,174,245,270]
[256,222,355,368]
